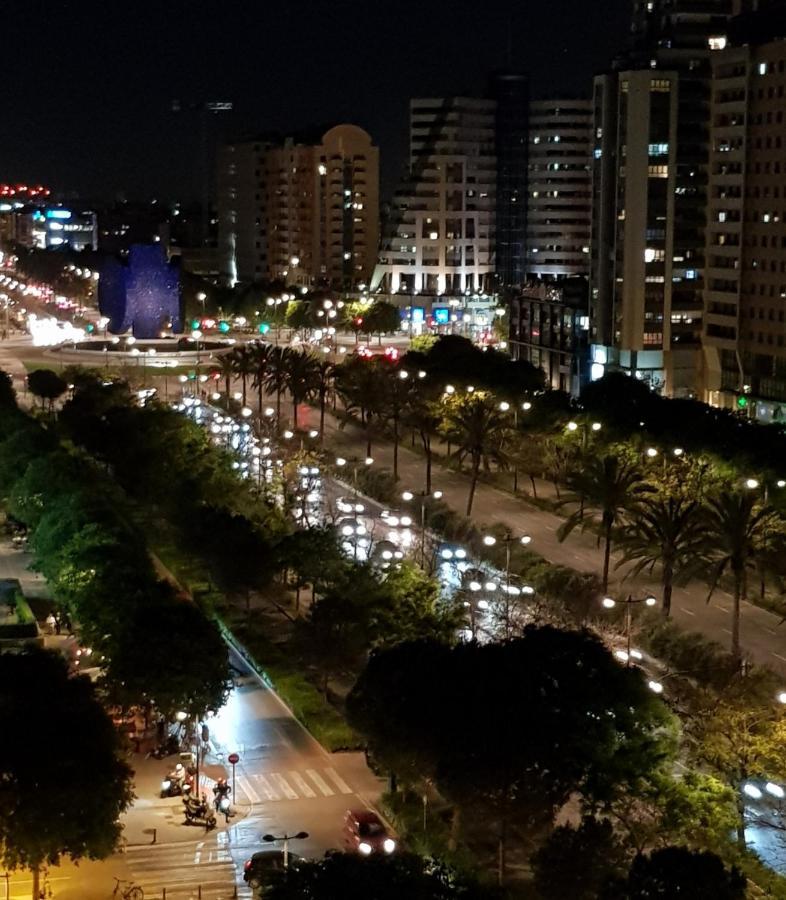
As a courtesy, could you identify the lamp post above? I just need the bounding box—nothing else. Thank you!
[262,831,309,869]
[602,593,657,666]
[402,489,443,566]
[482,532,532,638]
[565,418,602,452]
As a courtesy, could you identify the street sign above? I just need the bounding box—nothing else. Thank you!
[228,752,240,765]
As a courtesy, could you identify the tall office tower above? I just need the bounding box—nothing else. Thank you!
[491,72,530,288]
[525,99,593,281]
[590,0,733,396]
[217,125,379,288]
[703,4,786,420]
[372,98,497,296]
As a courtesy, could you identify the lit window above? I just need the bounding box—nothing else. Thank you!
[648,143,669,156]
[759,62,767,75]
[708,36,727,51]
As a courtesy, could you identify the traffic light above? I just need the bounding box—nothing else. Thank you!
[218,321,230,334]
[85,323,95,333]
[354,317,363,326]
[737,395,748,410]
[258,323,270,334]
[191,318,200,330]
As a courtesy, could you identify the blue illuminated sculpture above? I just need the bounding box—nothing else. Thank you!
[98,244,182,338]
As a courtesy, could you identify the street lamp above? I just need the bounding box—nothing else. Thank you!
[402,489,443,566]
[482,531,532,637]
[262,831,309,869]
[336,455,373,494]
[602,593,657,666]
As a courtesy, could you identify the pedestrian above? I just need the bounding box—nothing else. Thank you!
[53,614,61,635]
[45,612,56,634]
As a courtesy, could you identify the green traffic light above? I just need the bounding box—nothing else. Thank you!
[191,319,200,330]
[737,396,748,409]
[258,323,270,334]
[218,321,230,333]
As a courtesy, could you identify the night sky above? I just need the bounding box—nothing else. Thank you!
[3,0,631,203]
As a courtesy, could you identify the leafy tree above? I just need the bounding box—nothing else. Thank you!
[26,368,67,412]
[531,816,628,900]
[617,495,707,616]
[0,423,57,494]
[275,525,348,611]
[558,454,652,592]
[688,678,786,846]
[286,299,314,333]
[334,355,383,457]
[361,300,401,343]
[0,649,133,899]
[440,392,511,515]
[265,851,493,900]
[702,490,785,657]
[349,628,674,883]
[0,369,16,408]
[105,596,233,717]
[602,847,746,900]
[580,372,658,432]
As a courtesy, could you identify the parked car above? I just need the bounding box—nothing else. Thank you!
[343,809,396,855]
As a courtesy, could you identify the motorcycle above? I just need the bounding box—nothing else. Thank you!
[161,764,188,798]
[147,735,180,760]
[182,795,217,830]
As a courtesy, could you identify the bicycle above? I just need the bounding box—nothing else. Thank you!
[112,876,144,899]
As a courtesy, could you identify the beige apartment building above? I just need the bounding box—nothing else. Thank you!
[218,124,379,289]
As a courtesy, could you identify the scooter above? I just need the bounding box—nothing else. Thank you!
[182,795,216,830]
[213,778,232,812]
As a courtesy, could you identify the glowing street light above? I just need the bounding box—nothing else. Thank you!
[402,489,444,565]
[602,593,657,666]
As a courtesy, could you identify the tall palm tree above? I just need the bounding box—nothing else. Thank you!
[283,350,319,429]
[229,345,255,407]
[214,352,236,401]
[616,495,707,616]
[702,491,784,658]
[264,346,290,425]
[249,341,273,414]
[334,356,380,457]
[404,391,442,494]
[440,393,510,516]
[314,359,335,441]
[557,454,652,593]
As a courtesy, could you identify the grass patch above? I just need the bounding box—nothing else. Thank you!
[219,612,361,752]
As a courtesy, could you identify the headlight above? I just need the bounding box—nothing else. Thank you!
[161,780,171,790]
[358,842,372,855]
[383,838,396,854]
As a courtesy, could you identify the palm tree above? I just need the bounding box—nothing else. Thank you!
[557,454,652,593]
[314,359,335,441]
[702,491,784,658]
[440,393,510,516]
[616,495,707,616]
[229,345,255,407]
[283,350,319,429]
[404,392,442,494]
[248,341,273,414]
[214,352,236,400]
[264,346,290,425]
[334,356,380,457]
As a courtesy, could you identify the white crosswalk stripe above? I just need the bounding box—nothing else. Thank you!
[244,767,355,801]
[123,842,248,899]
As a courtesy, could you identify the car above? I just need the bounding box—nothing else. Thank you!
[343,809,396,855]
[243,849,302,888]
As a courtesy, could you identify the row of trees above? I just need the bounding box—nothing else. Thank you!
[0,372,233,717]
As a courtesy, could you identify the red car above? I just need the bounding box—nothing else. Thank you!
[343,809,396,856]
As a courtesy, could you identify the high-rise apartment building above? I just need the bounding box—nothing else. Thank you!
[217,124,379,289]
[525,99,592,280]
[589,0,734,396]
[372,97,498,296]
[703,4,786,419]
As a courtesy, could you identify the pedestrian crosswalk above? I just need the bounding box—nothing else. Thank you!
[238,766,354,804]
[124,840,252,899]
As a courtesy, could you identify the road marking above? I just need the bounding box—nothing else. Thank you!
[237,775,260,804]
[716,606,730,613]
[721,628,732,635]
[253,773,280,801]
[772,652,786,663]
[680,607,696,617]
[270,773,299,800]
[306,768,335,796]
[325,767,353,794]
[767,629,778,636]
[289,771,317,797]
